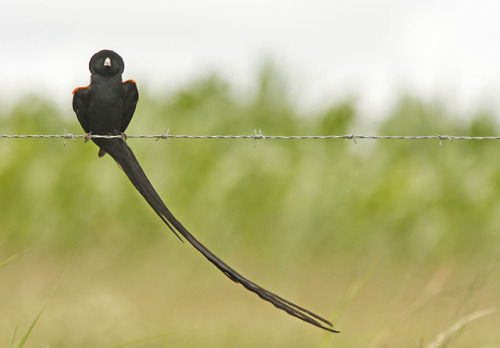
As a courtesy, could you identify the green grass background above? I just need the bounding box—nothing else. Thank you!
[1,66,499,347]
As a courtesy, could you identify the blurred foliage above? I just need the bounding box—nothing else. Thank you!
[1,67,499,265]
[1,65,500,347]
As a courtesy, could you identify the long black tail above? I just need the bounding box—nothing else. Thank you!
[103,139,338,333]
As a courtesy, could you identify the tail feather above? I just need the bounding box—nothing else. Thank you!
[103,139,338,333]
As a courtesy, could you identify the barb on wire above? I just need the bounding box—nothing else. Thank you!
[344,133,357,144]
[253,129,266,147]
[156,129,170,143]
[2,132,500,142]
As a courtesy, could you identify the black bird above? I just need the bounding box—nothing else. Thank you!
[72,49,338,333]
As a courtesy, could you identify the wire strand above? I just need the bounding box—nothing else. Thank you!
[1,131,500,143]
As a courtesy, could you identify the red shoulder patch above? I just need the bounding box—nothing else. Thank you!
[72,86,89,94]
[123,79,136,84]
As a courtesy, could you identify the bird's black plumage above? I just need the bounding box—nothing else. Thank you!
[72,49,338,333]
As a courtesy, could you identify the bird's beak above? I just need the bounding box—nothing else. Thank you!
[104,57,111,67]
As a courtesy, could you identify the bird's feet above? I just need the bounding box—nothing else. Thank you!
[84,132,92,143]
[121,132,127,142]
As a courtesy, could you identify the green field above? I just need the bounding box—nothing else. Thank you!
[1,68,499,347]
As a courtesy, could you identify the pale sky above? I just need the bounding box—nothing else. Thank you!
[1,0,500,119]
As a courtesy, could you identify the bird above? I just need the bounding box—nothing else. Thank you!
[72,49,338,333]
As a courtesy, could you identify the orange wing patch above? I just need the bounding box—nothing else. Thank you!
[72,86,89,94]
[123,79,136,84]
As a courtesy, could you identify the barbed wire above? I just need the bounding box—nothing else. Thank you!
[1,130,500,145]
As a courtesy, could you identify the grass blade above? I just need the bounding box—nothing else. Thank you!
[13,302,48,348]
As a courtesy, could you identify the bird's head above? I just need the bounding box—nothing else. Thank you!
[89,49,125,76]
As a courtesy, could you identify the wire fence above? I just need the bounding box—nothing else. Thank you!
[1,130,500,146]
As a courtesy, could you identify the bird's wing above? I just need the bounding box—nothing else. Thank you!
[121,80,139,132]
[72,87,90,133]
